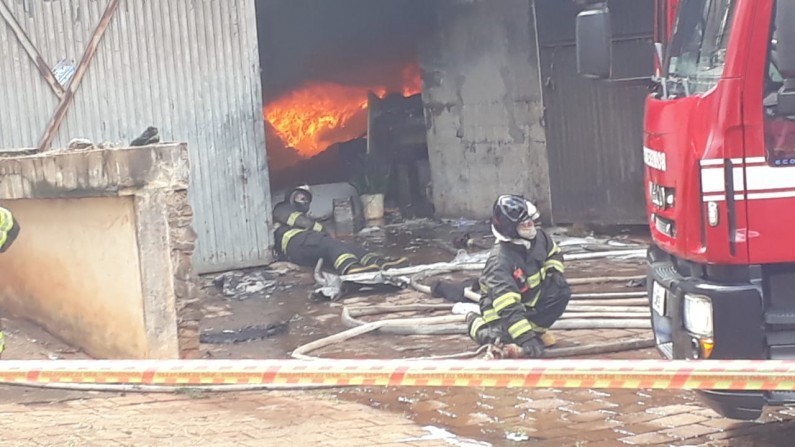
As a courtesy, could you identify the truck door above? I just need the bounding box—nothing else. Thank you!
[745,1,795,264]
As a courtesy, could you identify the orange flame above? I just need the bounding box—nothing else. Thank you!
[265,61,422,158]
[401,62,422,97]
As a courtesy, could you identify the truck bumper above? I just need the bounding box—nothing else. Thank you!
[646,245,773,420]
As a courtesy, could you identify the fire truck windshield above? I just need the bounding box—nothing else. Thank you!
[665,0,736,96]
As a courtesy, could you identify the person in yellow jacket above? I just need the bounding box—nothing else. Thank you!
[273,185,408,275]
[0,206,20,358]
[466,195,570,358]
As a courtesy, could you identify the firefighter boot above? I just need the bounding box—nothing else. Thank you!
[538,331,556,348]
[361,253,409,270]
[379,256,409,270]
[342,262,380,275]
[336,254,380,275]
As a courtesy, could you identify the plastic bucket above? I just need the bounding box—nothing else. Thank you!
[360,193,384,220]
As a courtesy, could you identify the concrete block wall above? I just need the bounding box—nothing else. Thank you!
[0,144,201,359]
[420,0,551,219]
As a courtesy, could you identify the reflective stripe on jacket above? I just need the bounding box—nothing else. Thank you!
[272,201,326,256]
[0,207,19,253]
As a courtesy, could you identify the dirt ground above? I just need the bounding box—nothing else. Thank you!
[3,218,795,446]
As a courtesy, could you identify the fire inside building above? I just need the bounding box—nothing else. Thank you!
[257,0,435,218]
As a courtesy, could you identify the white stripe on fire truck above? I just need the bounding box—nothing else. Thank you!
[746,190,795,200]
[699,157,767,167]
[702,194,747,202]
[701,164,795,195]
[706,191,795,202]
[700,167,745,194]
[745,166,795,191]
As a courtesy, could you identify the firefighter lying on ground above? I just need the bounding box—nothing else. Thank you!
[0,206,21,359]
[272,185,409,275]
[433,195,570,358]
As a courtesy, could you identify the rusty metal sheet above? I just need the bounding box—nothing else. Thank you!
[536,0,653,225]
[0,0,273,272]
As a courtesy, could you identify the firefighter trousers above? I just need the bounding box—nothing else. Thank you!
[469,273,571,346]
[279,231,369,275]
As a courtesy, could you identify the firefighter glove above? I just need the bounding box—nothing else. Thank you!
[520,336,545,358]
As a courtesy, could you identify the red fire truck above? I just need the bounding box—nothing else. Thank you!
[576,0,795,419]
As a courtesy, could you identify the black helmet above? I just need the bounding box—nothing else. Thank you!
[492,195,540,240]
[288,185,312,213]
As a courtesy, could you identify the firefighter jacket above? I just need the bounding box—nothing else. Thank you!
[272,201,326,255]
[0,206,19,253]
[475,229,565,344]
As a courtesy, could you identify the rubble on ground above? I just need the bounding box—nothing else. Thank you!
[211,270,279,300]
[200,322,289,344]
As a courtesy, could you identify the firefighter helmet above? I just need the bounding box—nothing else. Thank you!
[288,185,312,213]
[491,195,540,241]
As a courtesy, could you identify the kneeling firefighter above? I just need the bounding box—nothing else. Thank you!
[466,195,571,358]
[0,206,21,358]
[272,185,408,275]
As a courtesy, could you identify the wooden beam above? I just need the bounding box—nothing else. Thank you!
[37,0,120,151]
[0,0,65,99]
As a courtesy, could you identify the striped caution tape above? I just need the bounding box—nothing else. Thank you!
[2,359,795,390]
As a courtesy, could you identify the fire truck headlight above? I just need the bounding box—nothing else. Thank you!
[665,189,675,207]
[684,294,713,337]
[650,183,675,209]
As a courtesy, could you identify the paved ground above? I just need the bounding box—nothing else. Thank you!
[333,338,795,447]
[3,221,795,446]
[0,387,460,446]
[1,373,795,447]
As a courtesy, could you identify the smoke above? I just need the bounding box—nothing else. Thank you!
[256,0,434,102]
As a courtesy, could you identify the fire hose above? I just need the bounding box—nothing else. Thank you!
[300,250,657,361]
[296,243,657,368]
[407,273,652,327]
[288,303,653,361]
[339,304,651,334]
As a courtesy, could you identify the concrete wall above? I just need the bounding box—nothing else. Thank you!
[420,0,551,219]
[0,144,200,359]
[0,197,149,357]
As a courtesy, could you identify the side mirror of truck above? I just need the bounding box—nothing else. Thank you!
[576,4,612,79]
[776,0,795,115]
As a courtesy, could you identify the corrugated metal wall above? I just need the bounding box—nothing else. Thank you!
[0,0,273,272]
[535,0,653,225]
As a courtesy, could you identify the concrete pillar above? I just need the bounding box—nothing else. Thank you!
[420,0,551,219]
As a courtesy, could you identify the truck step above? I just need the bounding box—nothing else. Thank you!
[766,331,795,345]
[768,391,795,404]
[769,345,795,359]
[649,262,679,286]
[764,308,795,329]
